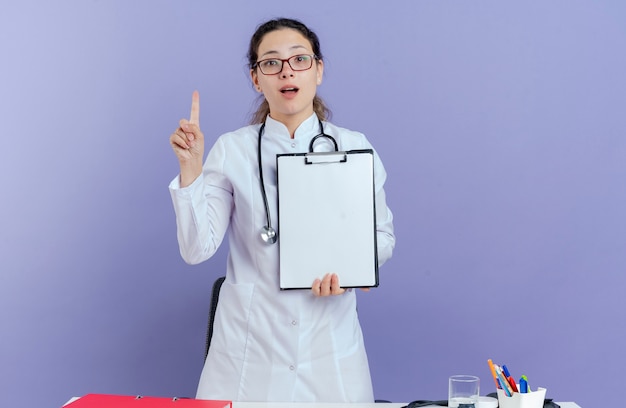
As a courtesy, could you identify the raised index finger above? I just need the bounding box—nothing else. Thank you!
[189,90,200,126]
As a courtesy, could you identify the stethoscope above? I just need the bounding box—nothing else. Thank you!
[257,118,337,244]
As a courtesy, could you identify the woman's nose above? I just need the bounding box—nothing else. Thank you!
[280,62,295,78]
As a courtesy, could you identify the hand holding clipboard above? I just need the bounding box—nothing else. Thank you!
[311,273,371,296]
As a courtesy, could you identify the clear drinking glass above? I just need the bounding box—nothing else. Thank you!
[448,375,480,407]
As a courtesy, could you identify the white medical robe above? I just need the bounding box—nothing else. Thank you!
[169,114,395,402]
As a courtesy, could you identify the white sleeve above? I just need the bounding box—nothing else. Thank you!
[168,137,234,265]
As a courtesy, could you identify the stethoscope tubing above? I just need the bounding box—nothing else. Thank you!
[257,122,276,244]
[257,118,333,244]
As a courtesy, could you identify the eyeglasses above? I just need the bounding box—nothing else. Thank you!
[255,54,318,75]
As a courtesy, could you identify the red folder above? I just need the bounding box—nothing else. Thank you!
[64,394,232,408]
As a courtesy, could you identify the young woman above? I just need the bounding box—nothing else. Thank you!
[169,18,395,403]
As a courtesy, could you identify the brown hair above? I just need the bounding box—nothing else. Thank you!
[248,18,331,124]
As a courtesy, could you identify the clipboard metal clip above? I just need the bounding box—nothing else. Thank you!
[305,151,347,164]
[307,132,345,164]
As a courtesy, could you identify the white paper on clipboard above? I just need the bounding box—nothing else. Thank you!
[276,148,378,290]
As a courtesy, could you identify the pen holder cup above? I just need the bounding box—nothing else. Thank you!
[496,387,546,408]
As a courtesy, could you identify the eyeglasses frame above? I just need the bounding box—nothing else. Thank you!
[254,54,319,75]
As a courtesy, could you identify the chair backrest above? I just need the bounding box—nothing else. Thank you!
[205,276,226,360]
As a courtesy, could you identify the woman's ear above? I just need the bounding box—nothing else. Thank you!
[316,59,324,85]
[251,69,262,92]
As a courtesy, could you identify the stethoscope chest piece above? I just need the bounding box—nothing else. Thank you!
[260,225,277,244]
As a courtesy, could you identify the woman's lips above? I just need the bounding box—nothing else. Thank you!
[280,86,299,99]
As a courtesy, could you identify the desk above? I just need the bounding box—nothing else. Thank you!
[64,398,582,408]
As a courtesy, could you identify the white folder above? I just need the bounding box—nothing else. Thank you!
[276,141,378,290]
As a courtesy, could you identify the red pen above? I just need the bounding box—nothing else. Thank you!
[507,375,519,392]
[502,365,519,393]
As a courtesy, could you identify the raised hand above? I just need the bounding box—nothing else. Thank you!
[170,91,204,187]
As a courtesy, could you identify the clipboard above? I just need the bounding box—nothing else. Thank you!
[276,134,378,290]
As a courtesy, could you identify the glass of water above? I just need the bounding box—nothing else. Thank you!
[448,375,480,408]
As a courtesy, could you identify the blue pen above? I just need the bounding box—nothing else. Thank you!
[502,365,512,377]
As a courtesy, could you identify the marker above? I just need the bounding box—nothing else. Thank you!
[502,365,519,393]
[487,359,500,389]
[520,376,529,393]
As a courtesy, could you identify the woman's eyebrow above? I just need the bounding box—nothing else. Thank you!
[259,45,309,59]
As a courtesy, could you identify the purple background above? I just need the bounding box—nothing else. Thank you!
[1,1,624,408]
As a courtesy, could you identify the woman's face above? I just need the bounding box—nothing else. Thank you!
[251,28,324,127]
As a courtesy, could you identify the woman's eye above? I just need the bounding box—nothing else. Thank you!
[262,60,279,67]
